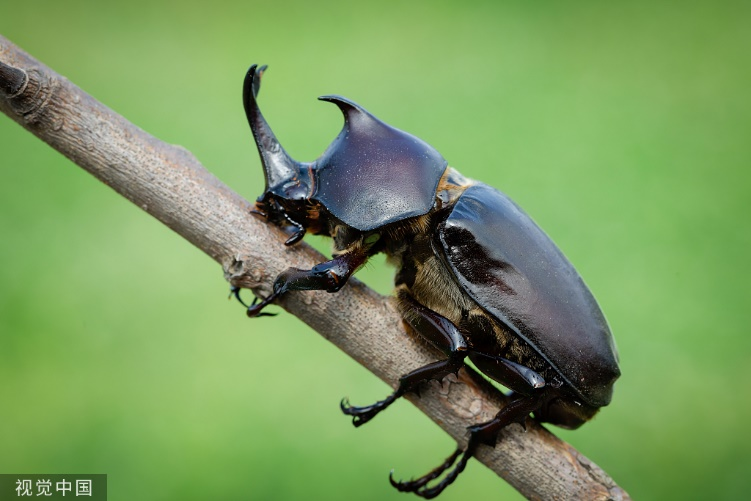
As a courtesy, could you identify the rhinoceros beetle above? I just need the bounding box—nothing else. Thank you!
[233,64,620,498]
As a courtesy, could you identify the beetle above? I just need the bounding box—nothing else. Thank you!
[233,64,620,498]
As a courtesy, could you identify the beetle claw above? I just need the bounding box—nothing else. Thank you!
[284,229,305,246]
[340,393,398,427]
[246,292,279,318]
[389,446,468,499]
[229,286,278,316]
[282,213,306,246]
[254,311,278,318]
[517,417,528,432]
[229,285,249,307]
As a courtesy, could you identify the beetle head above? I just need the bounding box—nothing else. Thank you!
[243,65,312,201]
[244,64,447,231]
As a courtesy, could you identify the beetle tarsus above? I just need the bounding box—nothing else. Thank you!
[389,448,462,491]
[229,285,249,307]
[389,393,546,497]
[246,293,279,318]
[284,229,305,246]
[389,445,469,499]
[282,214,306,246]
[230,286,278,317]
[340,394,399,427]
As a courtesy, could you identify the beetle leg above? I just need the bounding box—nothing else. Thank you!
[247,296,278,318]
[341,292,469,426]
[468,351,546,395]
[246,248,369,317]
[229,285,248,307]
[230,287,279,317]
[390,392,546,499]
[281,212,306,246]
[254,197,306,246]
[340,356,465,427]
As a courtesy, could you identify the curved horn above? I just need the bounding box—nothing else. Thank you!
[243,65,301,190]
[318,95,375,131]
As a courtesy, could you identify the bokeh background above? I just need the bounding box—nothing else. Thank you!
[2,1,749,499]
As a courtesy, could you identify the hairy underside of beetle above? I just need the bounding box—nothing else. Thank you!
[311,166,559,392]
[388,209,556,386]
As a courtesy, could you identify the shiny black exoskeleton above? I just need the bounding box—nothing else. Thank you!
[234,64,620,498]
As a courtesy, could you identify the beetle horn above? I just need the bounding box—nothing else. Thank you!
[318,95,376,132]
[243,64,302,190]
[317,94,447,178]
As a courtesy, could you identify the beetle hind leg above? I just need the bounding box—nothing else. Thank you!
[390,392,546,498]
[341,356,465,426]
[389,446,468,499]
[341,292,469,426]
[389,447,463,494]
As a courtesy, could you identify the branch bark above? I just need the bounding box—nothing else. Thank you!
[0,35,629,500]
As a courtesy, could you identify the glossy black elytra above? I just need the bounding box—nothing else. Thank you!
[233,64,620,498]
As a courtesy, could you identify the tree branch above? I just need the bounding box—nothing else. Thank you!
[0,35,629,500]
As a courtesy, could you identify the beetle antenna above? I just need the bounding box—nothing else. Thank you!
[243,64,303,190]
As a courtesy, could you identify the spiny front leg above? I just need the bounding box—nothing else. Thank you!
[390,391,547,498]
[341,292,469,426]
[239,246,369,318]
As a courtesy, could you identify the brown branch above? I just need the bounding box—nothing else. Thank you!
[0,35,629,500]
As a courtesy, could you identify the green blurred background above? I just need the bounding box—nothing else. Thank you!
[1,1,749,499]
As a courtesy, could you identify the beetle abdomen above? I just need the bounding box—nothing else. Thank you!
[437,183,620,407]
